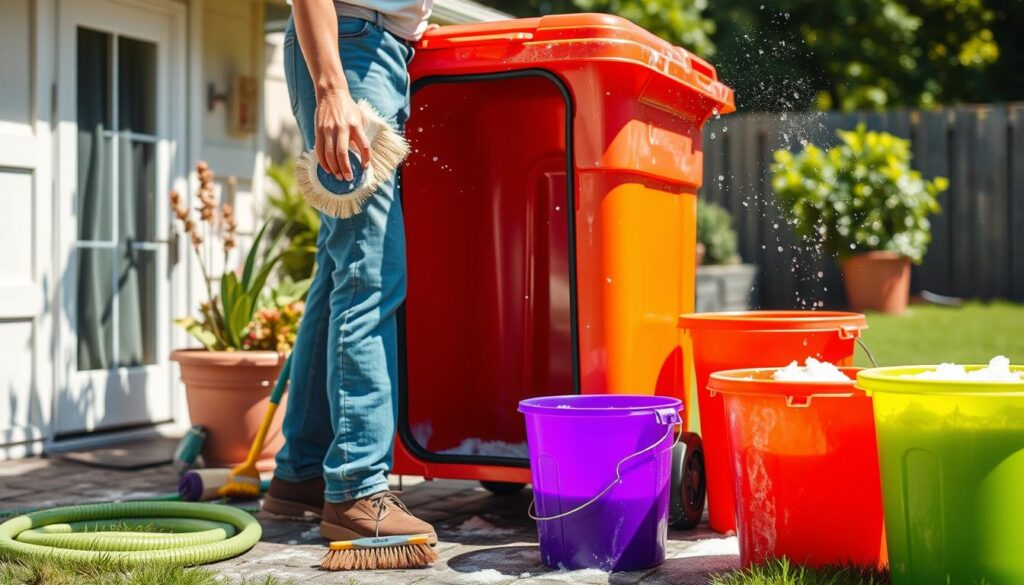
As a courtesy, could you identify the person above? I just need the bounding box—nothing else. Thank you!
[262,0,436,543]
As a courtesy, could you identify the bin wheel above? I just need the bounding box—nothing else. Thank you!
[669,432,706,530]
[480,481,526,495]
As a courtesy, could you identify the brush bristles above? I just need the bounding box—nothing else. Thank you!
[295,100,410,219]
[320,543,438,571]
[219,477,261,498]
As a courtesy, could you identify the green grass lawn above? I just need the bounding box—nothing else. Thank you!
[855,301,1024,367]
[712,559,889,585]
[0,555,293,585]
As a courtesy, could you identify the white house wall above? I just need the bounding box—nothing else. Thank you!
[0,0,268,459]
[0,0,55,459]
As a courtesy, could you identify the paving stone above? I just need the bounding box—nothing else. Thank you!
[0,459,739,585]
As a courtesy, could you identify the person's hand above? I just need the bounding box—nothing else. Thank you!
[314,87,372,181]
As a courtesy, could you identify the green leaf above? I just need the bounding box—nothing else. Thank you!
[242,222,270,289]
[175,317,220,351]
[228,296,253,344]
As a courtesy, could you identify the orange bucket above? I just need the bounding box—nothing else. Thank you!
[708,367,885,568]
[678,311,867,534]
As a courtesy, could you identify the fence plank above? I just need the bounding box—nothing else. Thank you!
[703,104,1024,305]
[1010,105,1024,299]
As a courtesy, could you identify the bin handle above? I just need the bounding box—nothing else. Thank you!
[528,415,681,522]
[420,31,534,48]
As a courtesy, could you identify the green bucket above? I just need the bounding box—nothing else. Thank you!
[857,365,1024,585]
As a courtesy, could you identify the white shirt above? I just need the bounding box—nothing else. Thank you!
[334,1,434,41]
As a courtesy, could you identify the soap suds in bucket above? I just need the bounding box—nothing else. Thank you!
[904,356,1022,381]
[772,358,849,382]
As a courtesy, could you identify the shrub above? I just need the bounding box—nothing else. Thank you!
[697,200,740,265]
[771,124,946,264]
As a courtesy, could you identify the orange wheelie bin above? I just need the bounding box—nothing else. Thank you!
[392,14,734,528]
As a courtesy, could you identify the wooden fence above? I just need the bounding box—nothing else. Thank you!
[699,104,1024,308]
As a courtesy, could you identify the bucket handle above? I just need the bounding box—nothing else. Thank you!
[528,408,681,522]
[785,393,856,408]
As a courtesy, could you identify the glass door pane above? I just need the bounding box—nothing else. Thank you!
[75,26,160,371]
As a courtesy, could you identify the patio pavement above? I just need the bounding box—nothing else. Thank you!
[0,458,739,584]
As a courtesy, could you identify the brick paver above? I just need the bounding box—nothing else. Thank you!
[0,458,739,584]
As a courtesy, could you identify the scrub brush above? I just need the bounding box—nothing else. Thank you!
[295,99,410,219]
[320,534,438,571]
[218,354,293,498]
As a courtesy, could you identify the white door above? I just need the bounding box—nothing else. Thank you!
[0,0,51,455]
[54,0,183,436]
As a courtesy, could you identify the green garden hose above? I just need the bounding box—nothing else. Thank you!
[0,501,261,566]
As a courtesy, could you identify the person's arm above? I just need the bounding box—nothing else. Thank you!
[292,0,372,181]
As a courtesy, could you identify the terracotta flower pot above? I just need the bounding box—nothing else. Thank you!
[171,349,288,471]
[840,251,911,314]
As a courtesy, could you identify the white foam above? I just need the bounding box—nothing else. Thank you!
[455,515,516,535]
[439,438,529,458]
[771,358,849,382]
[905,356,1023,382]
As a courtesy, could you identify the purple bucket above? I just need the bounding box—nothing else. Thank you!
[518,394,682,572]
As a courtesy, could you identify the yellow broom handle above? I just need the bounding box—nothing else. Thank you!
[243,402,278,465]
[242,354,291,465]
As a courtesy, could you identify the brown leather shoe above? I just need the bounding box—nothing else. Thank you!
[320,491,437,545]
[262,476,325,519]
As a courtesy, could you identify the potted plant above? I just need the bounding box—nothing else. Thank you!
[695,200,757,311]
[771,124,947,314]
[170,161,308,470]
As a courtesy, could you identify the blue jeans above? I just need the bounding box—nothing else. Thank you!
[274,15,412,503]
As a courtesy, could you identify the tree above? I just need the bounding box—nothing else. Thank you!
[480,0,715,57]
[707,0,1000,111]
[478,0,1016,111]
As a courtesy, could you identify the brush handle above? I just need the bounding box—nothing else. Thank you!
[236,353,292,469]
[328,534,433,551]
[269,353,292,405]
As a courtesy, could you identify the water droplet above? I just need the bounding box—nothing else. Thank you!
[761,244,766,250]
[817,271,824,278]
[710,132,716,139]
[605,277,613,284]
[417,127,423,132]
[803,339,809,347]
[849,243,856,250]
[759,3,764,8]
[777,246,784,252]
[432,156,439,162]
[718,175,725,181]
[722,126,728,133]
[772,223,779,229]
[555,206,561,211]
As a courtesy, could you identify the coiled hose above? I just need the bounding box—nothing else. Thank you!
[0,501,261,566]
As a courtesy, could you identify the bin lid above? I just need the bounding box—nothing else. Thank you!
[417,13,734,113]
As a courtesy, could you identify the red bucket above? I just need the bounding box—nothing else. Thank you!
[708,367,885,568]
[678,311,867,534]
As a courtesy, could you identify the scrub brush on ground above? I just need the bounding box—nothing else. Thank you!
[320,534,438,571]
[295,99,410,219]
